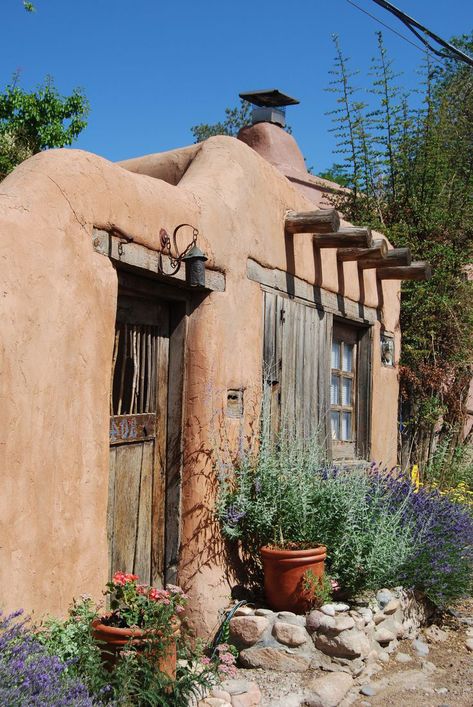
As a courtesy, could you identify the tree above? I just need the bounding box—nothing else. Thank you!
[191,99,252,143]
[325,32,473,474]
[0,77,89,180]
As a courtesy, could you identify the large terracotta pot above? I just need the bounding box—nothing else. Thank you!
[260,544,327,612]
[92,617,179,678]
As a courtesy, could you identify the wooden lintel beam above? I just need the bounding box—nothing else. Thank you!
[313,227,373,249]
[338,238,387,263]
[377,261,432,281]
[285,208,340,234]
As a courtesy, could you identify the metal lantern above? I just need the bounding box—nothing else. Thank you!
[182,245,208,287]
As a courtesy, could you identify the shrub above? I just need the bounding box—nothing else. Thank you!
[0,610,95,706]
[217,427,473,606]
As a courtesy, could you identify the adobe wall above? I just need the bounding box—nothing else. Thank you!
[0,134,400,634]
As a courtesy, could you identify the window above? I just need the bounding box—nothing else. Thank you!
[330,322,369,459]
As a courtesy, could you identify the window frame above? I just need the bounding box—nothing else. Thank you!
[330,320,371,461]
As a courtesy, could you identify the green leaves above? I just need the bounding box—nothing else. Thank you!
[0,78,89,180]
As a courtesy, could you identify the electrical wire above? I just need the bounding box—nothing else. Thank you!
[344,0,445,67]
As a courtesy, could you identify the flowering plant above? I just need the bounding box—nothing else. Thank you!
[200,643,238,679]
[102,571,188,631]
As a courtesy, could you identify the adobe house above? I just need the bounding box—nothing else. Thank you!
[0,90,430,634]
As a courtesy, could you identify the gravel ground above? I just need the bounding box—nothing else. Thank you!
[235,599,473,707]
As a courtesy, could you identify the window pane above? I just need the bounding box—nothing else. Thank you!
[331,412,340,440]
[341,412,352,441]
[331,341,340,369]
[342,378,352,406]
[331,374,340,405]
[342,344,354,372]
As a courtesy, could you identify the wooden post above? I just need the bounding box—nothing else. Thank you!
[312,227,373,249]
[377,261,432,281]
[337,238,387,263]
[285,208,340,234]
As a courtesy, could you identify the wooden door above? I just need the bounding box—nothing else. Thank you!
[108,294,169,586]
[263,290,332,451]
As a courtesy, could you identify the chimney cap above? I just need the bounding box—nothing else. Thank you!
[239,89,300,108]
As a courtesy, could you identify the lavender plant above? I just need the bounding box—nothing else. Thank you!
[0,610,95,706]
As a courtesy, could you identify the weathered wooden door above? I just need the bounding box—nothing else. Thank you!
[263,290,332,449]
[108,294,169,586]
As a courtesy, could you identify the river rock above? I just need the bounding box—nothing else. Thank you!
[254,608,273,617]
[333,616,355,633]
[304,671,353,707]
[238,647,311,671]
[465,638,473,652]
[306,610,336,633]
[229,616,268,646]
[375,627,396,644]
[358,608,373,624]
[230,682,262,707]
[412,638,429,656]
[272,621,308,647]
[321,604,336,617]
[383,599,400,614]
[360,684,376,696]
[234,606,255,617]
[396,652,412,663]
[424,625,448,643]
[314,628,371,658]
[376,589,393,608]
[333,603,350,612]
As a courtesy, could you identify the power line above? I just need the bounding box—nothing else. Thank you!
[345,0,436,57]
[371,0,473,68]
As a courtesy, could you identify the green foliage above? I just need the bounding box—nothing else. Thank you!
[422,435,473,491]
[302,570,334,607]
[0,76,89,180]
[325,32,473,467]
[38,595,218,706]
[191,99,252,143]
[23,1,35,11]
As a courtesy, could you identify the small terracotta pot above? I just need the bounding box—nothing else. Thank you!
[260,544,327,612]
[92,617,179,678]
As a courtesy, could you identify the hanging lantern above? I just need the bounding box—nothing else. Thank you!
[182,245,208,287]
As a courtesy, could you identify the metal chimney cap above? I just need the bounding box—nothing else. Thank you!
[239,89,300,108]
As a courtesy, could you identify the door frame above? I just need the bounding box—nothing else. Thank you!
[112,267,205,584]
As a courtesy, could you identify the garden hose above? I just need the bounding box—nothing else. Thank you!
[210,600,247,658]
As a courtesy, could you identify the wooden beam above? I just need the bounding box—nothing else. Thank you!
[92,228,225,292]
[377,261,432,281]
[337,238,387,263]
[285,208,340,234]
[313,227,373,249]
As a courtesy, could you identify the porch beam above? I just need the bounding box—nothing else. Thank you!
[377,261,432,281]
[337,238,387,262]
[285,208,340,234]
[313,227,373,249]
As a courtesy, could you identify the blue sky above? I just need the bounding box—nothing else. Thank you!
[2,0,472,173]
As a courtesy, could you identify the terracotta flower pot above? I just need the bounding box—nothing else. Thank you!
[92,617,179,678]
[260,544,327,612]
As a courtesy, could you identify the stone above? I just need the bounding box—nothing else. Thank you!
[373,612,386,625]
[220,680,252,696]
[465,638,473,652]
[358,608,373,624]
[333,603,350,612]
[377,650,390,663]
[314,628,371,658]
[412,638,429,657]
[306,610,336,633]
[321,604,336,617]
[304,671,353,707]
[278,611,296,618]
[396,652,412,663]
[424,625,448,643]
[360,684,376,696]
[375,627,396,644]
[254,608,273,617]
[210,689,233,702]
[199,699,231,707]
[238,647,311,672]
[272,621,308,647]
[229,616,268,646]
[435,688,448,695]
[383,599,400,614]
[376,589,393,608]
[421,660,437,674]
[230,682,262,707]
[234,606,255,617]
[333,616,355,633]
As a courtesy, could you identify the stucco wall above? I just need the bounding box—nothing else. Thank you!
[0,135,400,633]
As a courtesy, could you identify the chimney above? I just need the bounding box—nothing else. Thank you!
[239,89,299,129]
